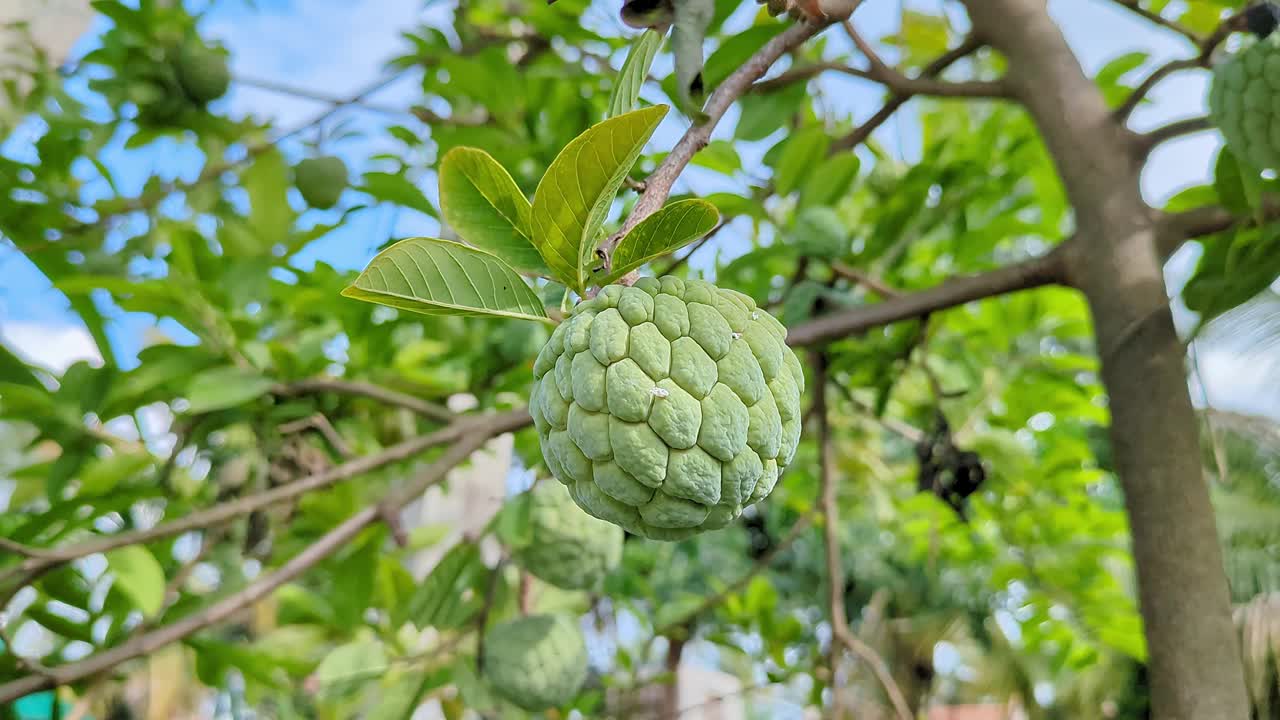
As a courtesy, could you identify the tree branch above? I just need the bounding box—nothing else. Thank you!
[1110,0,1200,44]
[830,36,984,153]
[814,353,912,720]
[1137,115,1213,154]
[1157,200,1280,259]
[0,410,530,589]
[597,19,834,267]
[785,248,1067,347]
[272,378,455,423]
[831,261,901,298]
[1113,6,1249,122]
[842,20,1010,99]
[0,432,491,705]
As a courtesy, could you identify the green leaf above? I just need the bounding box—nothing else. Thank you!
[106,545,165,617]
[1214,147,1253,217]
[341,237,549,322]
[690,140,742,175]
[530,105,669,293]
[598,199,720,283]
[774,127,832,196]
[438,148,546,275]
[185,366,274,414]
[243,149,295,254]
[360,171,437,217]
[736,82,806,141]
[491,491,534,550]
[79,450,154,495]
[316,640,389,696]
[798,153,861,209]
[24,605,96,643]
[609,29,665,118]
[399,541,486,630]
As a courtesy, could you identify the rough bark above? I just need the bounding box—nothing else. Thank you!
[957,2,1248,718]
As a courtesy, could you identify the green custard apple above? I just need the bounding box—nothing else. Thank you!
[529,275,805,542]
[1209,11,1280,171]
[294,156,349,210]
[174,45,231,105]
[481,613,589,712]
[514,480,623,591]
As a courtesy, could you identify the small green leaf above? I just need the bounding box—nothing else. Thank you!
[600,199,720,283]
[79,450,154,495]
[701,23,785,92]
[491,491,534,550]
[530,105,669,294]
[1213,147,1251,217]
[341,237,549,322]
[438,148,546,275]
[609,29,665,118]
[243,149,295,254]
[398,541,486,630]
[106,545,165,617]
[690,140,742,175]
[774,127,832,196]
[185,365,274,414]
[798,154,861,209]
[360,171,437,217]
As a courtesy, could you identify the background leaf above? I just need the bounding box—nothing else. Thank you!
[185,365,274,414]
[530,105,668,293]
[106,545,166,617]
[341,237,548,322]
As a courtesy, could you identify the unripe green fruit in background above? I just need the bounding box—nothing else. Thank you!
[174,46,231,104]
[529,275,805,542]
[294,156,349,210]
[1209,30,1280,171]
[514,480,623,590]
[481,613,588,712]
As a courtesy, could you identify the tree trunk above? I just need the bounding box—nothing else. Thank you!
[958,1,1249,718]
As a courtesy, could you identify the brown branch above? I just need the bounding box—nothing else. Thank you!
[1137,115,1213,155]
[0,410,530,587]
[279,413,354,459]
[831,261,902,298]
[0,432,491,705]
[752,61,876,93]
[1110,0,1201,44]
[842,20,1010,99]
[1114,5,1249,122]
[0,538,59,561]
[814,353,912,720]
[273,378,454,423]
[1157,198,1280,259]
[655,222,728,276]
[830,36,984,153]
[597,19,834,266]
[786,248,1067,347]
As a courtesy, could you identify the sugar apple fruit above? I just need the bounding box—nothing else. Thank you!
[514,480,623,591]
[1209,9,1280,171]
[530,275,805,541]
[174,45,230,104]
[481,613,588,712]
[294,156,349,210]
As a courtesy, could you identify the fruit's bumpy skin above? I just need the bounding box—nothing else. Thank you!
[482,614,588,712]
[530,276,805,541]
[514,480,623,590]
[1209,33,1280,171]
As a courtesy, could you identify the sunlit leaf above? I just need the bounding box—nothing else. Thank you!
[184,365,275,414]
[341,237,549,322]
[530,105,668,293]
[106,545,166,617]
[597,199,720,283]
[438,147,546,275]
[609,29,665,118]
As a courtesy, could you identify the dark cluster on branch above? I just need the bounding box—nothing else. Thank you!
[914,413,985,520]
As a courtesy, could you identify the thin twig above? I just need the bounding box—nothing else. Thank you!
[0,538,59,561]
[1110,0,1201,44]
[234,75,413,116]
[475,556,509,673]
[814,353,913,720]
[0,432,491,704]
[830,36,985,153]
[831,261,901,298]
[279,412,354,459]
[273,378,454,423]
[655,222,728,276]
[1137,115,1212,154]
[653,511,814,637]
[597,19,835,267]
[842,20,1009,99]
[0,411,529,587]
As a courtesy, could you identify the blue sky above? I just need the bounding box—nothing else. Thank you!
[0,0,1272,419]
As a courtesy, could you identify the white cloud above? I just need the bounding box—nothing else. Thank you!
[0,320,102,374]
